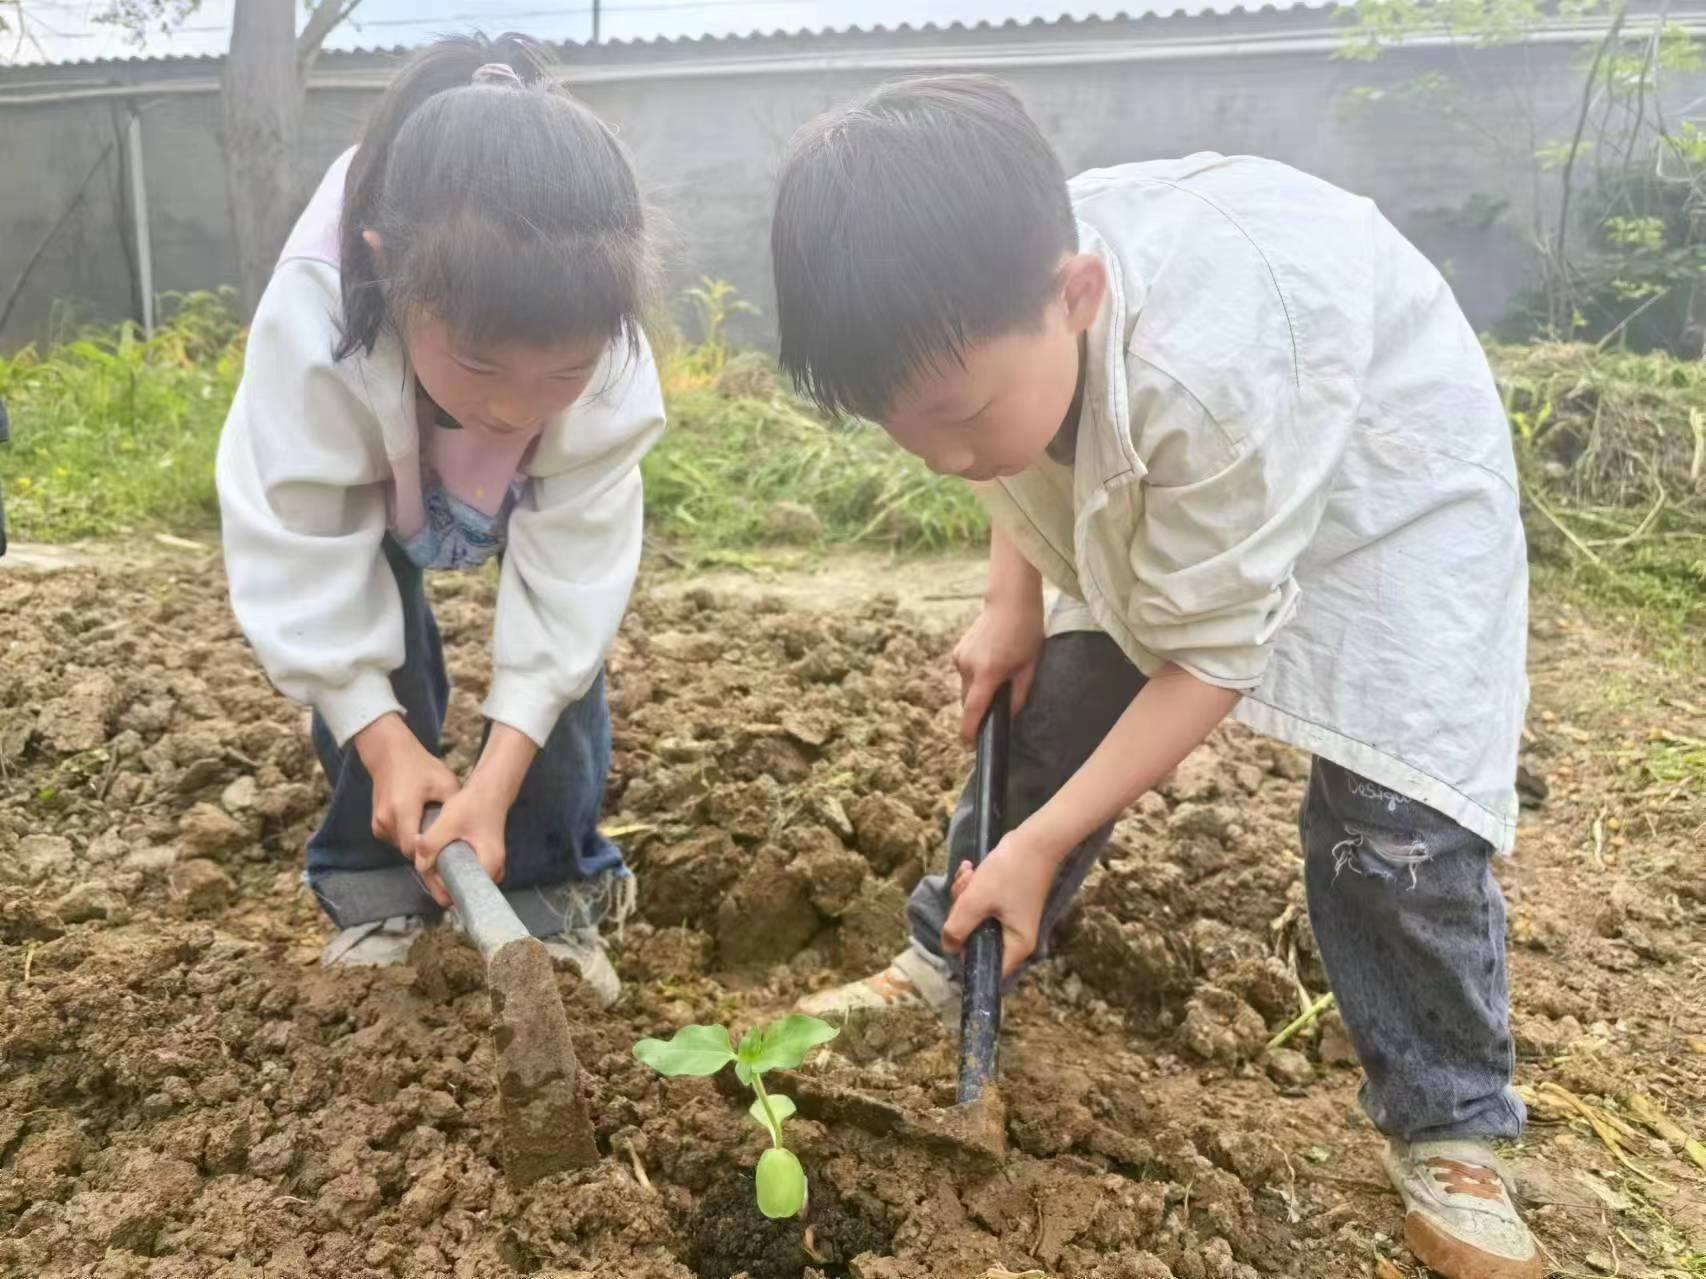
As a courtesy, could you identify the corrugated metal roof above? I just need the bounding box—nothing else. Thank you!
[5,5,1343,71]
[591,5,1342,45]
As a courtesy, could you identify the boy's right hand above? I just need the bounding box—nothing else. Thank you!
[952,593,1044,744]
[354,713,459,862]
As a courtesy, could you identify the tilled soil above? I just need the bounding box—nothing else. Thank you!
[0,559,1702,1279]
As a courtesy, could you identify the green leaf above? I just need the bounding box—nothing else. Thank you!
[748,1092,798,1143]
[733,1014,839,1084]
[632,1024,737,1077]
[755,1147,807,1219]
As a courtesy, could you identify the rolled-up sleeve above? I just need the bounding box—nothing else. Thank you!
[1120,357,1347,690]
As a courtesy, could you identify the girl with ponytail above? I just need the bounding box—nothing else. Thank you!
[216,33,662,999]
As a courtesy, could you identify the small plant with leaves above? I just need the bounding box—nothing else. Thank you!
[633,1013,838,1219]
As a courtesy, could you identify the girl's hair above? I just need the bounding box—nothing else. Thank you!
[335,32,656,362]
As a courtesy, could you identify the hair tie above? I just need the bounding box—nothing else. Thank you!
[472,62,523,88]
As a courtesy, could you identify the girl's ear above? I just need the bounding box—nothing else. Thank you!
[362,229,385,263]
[1060,253,1107,335]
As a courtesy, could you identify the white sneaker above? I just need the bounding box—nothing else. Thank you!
[1380,1138,1543,1279]
[796,947,960,1022]
[321,915,429,967]
[541,926,621,1010]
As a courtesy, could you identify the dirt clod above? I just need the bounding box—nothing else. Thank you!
[9,835,75,884]
[178,802,249,860]
[847,795,928,873]
[166,857,235,913]
[36,672,120,754]
[1264,1048,1316,1087]
[797,843,870,918]
[52,881,124,924]
[1180,987,1268,1064]
[718,847,819,967]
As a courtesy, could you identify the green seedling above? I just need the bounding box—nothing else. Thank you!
[633,1013,838,1219]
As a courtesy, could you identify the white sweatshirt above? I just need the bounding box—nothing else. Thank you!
[216,152,666,749]
[982,156,1529,851]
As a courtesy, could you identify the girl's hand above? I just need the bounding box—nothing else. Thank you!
[414,779,510,908]
[939,828,1065,980]
[413,723,539,908]
[952,596,1045,745]
[355,713,460,863]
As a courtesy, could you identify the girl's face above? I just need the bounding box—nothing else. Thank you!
[404,310,608,441]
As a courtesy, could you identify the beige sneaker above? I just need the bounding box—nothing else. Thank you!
[1381,1138,1544,1279]
[796,947,960,1021]
[321,915,429,967]
[541,926,621,1010]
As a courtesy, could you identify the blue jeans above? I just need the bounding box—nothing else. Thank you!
[305,538,626,935]
[906,629,1524,1143]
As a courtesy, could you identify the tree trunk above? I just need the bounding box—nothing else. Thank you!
[222,0,303,319]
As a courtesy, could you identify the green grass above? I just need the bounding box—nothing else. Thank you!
[0,287,984,556]
[1617,732,1706,791]
[0,291,242,542]
[1530,550,1706,668]
[1491,341,1706,664]
[644,285,986,556]
[1,294,1702,663]
[643,383,986,555]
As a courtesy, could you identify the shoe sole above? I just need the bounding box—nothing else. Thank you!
[1404,1211,1544,1279]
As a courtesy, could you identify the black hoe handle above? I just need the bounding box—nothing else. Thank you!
[956,682,1011,1102]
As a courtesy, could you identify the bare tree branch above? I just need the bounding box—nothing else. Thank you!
[1,0,55,63]
[1554,0,1630,329]
[297,0,360,70]
[1621,3,1669,200]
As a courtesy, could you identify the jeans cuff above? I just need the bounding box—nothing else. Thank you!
[308,864,637,937]
[308,865,444,930]
[505,870,637,937]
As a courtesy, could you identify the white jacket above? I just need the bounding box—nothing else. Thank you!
[982,155,1528,851]
[216,153,665,749]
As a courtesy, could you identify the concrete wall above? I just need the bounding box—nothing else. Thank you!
[3,14,1702,349]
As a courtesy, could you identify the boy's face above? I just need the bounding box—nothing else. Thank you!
[877,254,1106,481]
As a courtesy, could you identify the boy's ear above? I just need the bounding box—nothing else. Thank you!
[1060,253,1107,335]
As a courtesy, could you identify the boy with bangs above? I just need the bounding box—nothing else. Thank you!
[774,76,1536,1279]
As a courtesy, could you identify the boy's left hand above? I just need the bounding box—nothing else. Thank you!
[415,779,509,909]
[940,828,1063,980]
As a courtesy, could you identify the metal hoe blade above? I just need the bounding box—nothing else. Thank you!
[426,811,599,1187]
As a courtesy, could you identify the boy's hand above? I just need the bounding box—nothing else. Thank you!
[355,713,459,863]
[940,828,1064,980]
[953,596,1044,744]
[414,779,510,909]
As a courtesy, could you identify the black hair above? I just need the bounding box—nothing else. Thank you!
[770,75,1077,418]
[335,32,656,362]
